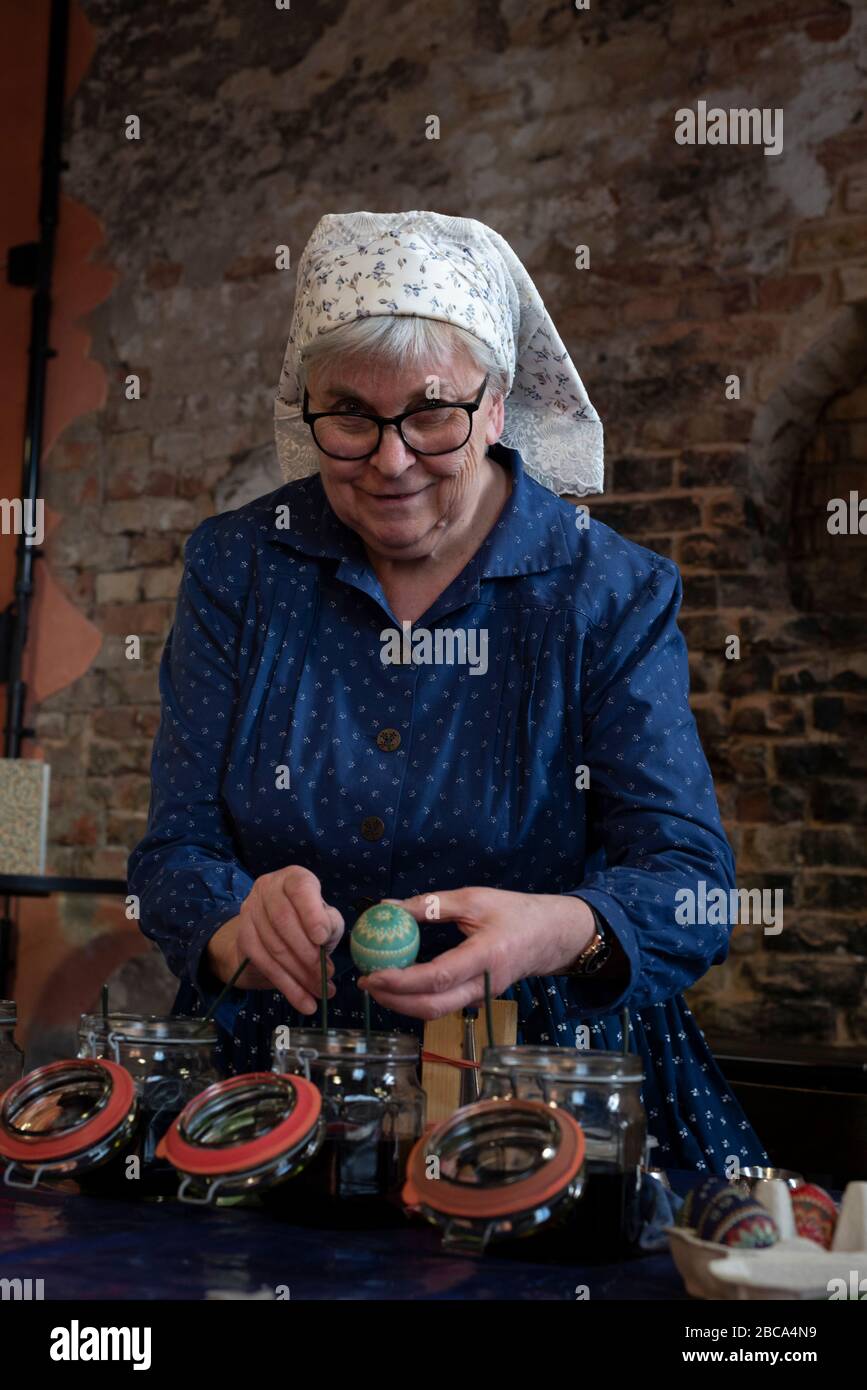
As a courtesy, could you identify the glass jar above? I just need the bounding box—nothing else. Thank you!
[0,1001,24,1094]
[78,1013,219,1194]
[403,1097,587,1254]
[0,1059,141,1191]
[158,1072,326,1206]
[272,1027,425,1225]
[480,1045,646,1257]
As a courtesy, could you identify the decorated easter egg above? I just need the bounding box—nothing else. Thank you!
[350,902,420,974]
[791,1183,837,1249]
[693,1179,779,1249]
[682,1176,728,1228]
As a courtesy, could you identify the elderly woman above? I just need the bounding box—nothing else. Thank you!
[129,210,768,1175]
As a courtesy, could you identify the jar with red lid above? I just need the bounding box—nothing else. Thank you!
[0,1058,141,1193]
[480,1045,646,1257]
[271,1027,425,1225]
[402,1097,587,1254]
[78,1013,220,1193]
[157,1072,326,1206]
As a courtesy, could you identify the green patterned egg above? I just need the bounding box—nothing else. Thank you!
[350,903,420,973]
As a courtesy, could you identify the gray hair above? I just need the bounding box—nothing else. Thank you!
[298,316,509,399]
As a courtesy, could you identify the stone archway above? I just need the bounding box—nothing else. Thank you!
[790,359,867,614]
[748,303,867,576]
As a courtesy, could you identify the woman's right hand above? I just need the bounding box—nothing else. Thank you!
[204,865,344,1015]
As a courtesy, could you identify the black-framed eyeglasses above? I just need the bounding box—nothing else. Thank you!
[302,375,489,460]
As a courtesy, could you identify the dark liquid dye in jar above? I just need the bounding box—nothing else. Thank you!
[137,1099,185,1196]
[492,1164,643,1264]
[75,1104,181,1201]
[265,1132,416,1229]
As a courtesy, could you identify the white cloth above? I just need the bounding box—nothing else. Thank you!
[273,210,604,497]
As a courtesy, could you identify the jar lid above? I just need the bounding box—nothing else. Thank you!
[159,1072,322,1177]
[0,1059,135,1163]
[0,1000,16,1025]
[79,1011,154,1032]
[273,1027,419,1064]
[98,1016,217,1045]
[482,1044,644,1084]
[403,1098,585,1220]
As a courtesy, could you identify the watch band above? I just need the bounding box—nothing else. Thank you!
[568,902,613,977]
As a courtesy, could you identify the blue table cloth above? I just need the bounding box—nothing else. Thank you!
[0,1180,692,1301]
[128,442,768,1174]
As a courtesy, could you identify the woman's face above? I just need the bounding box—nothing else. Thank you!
[306,353,505,561]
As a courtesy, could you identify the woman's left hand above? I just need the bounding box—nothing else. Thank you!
[357,888,598,1020]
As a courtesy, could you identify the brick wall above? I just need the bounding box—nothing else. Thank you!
[34,0,867,1047]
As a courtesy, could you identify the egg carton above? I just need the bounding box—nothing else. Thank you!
[667,1228,867,1300]
[666,1180,867,1300]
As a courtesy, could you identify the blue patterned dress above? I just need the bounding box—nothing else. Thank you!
[128,443,769,1174]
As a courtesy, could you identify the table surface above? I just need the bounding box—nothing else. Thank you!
[0,1176,693,1301]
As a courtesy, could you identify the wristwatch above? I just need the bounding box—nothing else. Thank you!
[567,902,613,977]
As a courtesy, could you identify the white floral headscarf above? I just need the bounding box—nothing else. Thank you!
[274,210,603,497]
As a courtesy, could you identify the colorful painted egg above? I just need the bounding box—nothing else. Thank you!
[791,1183,837,1249]
[692,1178,779,1249]
[350,903,420,974]
[682,1176,728,1227]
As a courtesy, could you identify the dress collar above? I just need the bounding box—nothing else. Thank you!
[267,442,574,585]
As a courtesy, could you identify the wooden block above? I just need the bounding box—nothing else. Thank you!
[422,1012,464,1123]
[477,999,518,1050]
[422,1000,518,1125]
